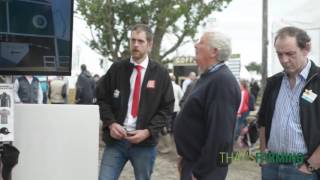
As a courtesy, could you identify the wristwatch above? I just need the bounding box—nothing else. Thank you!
[305,160,319,172]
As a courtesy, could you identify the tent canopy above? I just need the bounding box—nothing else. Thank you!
[269,0,320,76]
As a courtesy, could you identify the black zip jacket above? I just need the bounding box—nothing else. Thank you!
[96,59,174,146]
[258,61,320,176]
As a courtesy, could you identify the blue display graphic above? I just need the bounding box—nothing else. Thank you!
[0,0,74,75]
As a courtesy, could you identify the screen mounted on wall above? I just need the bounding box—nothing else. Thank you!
[0,0,74,75]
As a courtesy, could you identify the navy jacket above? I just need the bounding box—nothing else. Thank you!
[174,65,241,179]
[96,59,174,146]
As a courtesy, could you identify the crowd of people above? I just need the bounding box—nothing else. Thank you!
[4,24,320,179]
[11,64,100,105]
[95,24,320,180]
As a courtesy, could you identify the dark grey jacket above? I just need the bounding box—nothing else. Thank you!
[75,70,95,104]
[17,76,39,103]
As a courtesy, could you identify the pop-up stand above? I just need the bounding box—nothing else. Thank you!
[12,103,100,180]
[0,78,99,180]
[0,83,19,180]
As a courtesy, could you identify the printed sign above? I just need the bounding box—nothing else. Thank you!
[0,84,14,141]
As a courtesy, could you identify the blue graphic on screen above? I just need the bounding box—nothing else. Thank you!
[0,0,73,75]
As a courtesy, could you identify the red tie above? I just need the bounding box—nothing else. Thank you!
[131,65,142,118]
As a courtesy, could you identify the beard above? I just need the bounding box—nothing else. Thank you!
[131,49,146,60]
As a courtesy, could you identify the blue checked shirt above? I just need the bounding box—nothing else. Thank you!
[268,60,311,153]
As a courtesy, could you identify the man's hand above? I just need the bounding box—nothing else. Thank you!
[108,123,127,140]
[298,164,313,174]
[237,113,241,118]
[125,129,150,144]
[307,145,320,170]
[191,174,197,180]
[176,156,197,180]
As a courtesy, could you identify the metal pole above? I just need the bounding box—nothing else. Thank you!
[261,0,268,90]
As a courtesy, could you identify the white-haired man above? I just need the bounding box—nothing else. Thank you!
[174,31,241,180]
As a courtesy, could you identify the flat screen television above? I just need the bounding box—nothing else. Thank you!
[0,0,73,75]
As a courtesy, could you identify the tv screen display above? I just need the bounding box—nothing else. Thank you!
[0,0,73,75]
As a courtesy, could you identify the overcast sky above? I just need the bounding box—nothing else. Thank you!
[173,0,310,66]
[72,0,314,74]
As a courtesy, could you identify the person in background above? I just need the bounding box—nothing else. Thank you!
[182,72,197,94]
[179,78,198,108]
[174,31,241,180]
[258,26,320,179]
[48,76,67,104]
[38,76,49,104]
[93,74,100,104]
[169,74,183,133]
[75,64,95,104]
[93,74,100,83]
[96,24,174,180]
[250,80,260,100]
[157,74,183,154]
[234,79,250,147]
[14,75,43,104]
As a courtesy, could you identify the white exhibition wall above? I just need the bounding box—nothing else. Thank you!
[269,0,320,76]
[12,104,99,180]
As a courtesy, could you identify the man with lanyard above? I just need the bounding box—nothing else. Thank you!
[174,31,241,180]
[258,26,320,179]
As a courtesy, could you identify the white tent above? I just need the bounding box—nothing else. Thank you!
[269,0,320,75]
[240,65,252,81]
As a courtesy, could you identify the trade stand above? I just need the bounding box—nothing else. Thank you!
[12,104,99,180]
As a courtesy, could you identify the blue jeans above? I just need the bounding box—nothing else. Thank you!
[234,111,250,140]
[261,163,318,180]
[99,140,157,180]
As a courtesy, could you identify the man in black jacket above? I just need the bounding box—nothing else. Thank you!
[75,64,95,104]
[96,24,174,180]
[258,26,320,179]
[174,31,241,180]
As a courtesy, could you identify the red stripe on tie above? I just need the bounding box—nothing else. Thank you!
[131,65,142,118]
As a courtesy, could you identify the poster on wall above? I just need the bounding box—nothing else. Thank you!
[0,84,14,141]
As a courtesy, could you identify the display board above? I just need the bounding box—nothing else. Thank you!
[12,104,99,180]
[0,84,14,141]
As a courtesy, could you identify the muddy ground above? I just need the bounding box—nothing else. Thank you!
[99,135,260,180]
[118,150,260,180]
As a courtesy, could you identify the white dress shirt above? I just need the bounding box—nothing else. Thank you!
[123,57,149,131]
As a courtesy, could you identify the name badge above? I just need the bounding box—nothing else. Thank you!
[113,89,120,98]
[302,89,317,103]
[146,80,156,89]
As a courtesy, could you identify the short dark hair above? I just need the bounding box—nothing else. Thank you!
[80,64,87,71]
[274,26,311,49]
[131,24,153,42]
